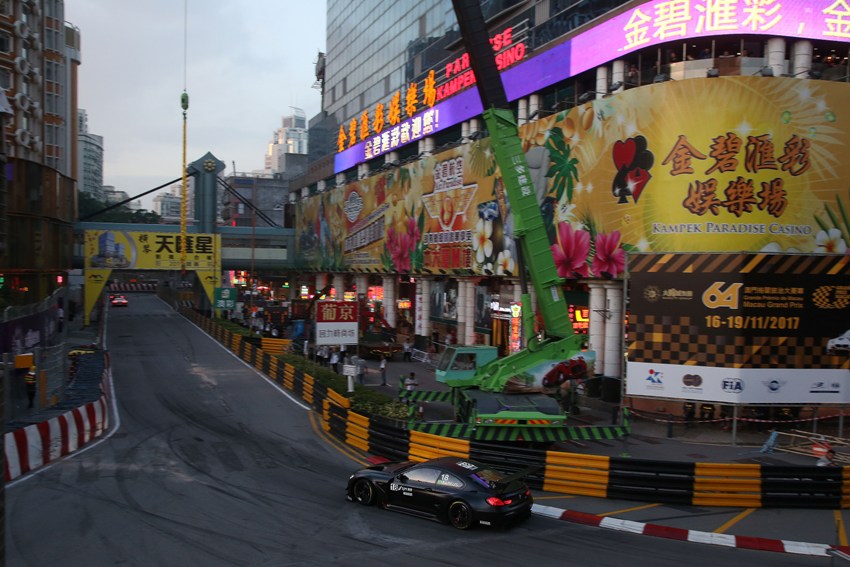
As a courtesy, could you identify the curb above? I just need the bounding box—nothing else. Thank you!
[532,504,850,557]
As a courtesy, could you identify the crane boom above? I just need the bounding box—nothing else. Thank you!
[450,0,574,341]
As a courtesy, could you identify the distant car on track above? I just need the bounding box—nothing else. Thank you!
[346,456,534,530]
[111,295,129,307]
[827,331,850,355]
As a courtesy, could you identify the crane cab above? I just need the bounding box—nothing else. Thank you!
[435,345,499,387]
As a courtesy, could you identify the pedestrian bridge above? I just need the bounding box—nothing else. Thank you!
[72,221,295,272]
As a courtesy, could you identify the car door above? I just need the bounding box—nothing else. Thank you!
[389,466,441,515]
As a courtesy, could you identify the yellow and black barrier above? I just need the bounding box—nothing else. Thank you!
[180,308,850,509]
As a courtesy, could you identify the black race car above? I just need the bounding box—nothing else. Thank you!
[346,456,533,529]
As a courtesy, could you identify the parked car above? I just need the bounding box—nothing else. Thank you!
[827,331,850,355]
[346,456,534,529]
[358,337,403,360]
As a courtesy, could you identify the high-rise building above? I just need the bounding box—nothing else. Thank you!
[264,108,308,174]
[0,0,80,304]
[324,0,449,125]
[153,181,195,224]
[77,108,103,200]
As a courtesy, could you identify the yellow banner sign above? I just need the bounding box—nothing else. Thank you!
[84,230,219,270]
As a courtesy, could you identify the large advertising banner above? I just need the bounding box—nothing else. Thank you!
[83,230,221,323]
[84,231,219,270]
[297,77,850,280]
[626,253,850,404]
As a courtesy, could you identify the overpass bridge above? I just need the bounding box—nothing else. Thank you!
[72,151,298,274]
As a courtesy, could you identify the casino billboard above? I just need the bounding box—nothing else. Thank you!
[298,76,850,277]
[626,253,850,404]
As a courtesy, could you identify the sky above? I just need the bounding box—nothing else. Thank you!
[64,1,327,210]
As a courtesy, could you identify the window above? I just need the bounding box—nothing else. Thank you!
[404,467,440,485]
[451,353,476,370]
[0,68,9,90]
[0,31,10,53]
[436,472,464,489]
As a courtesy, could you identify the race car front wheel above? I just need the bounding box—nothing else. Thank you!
[353,479,376,505]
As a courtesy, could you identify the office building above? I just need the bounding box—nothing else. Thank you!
[1,0,79,304]
[77,108,103,201]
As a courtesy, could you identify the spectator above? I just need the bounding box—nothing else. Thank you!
[404,372,418,392]
[403,339,412,362]
[380,356,387,386]
[330,348,340,373]
[355,356,367,385]
[627,64,639,85]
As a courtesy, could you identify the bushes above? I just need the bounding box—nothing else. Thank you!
[277,352,407,419]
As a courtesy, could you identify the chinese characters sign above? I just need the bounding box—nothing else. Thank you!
[84,230,219,270]
[214,287,237,310]
[315,300,359,345]
[336,1,850,173]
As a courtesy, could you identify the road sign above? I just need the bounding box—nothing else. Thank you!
[214,287,237,309]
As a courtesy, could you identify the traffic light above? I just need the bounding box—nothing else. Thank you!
[0,273,4,288]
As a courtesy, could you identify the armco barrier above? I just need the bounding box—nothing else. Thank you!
[181,308,850,509]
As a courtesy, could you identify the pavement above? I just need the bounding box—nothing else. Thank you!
[360,354,820,466]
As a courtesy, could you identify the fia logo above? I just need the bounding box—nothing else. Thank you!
[702,282,743,309]
[722,378,744,393]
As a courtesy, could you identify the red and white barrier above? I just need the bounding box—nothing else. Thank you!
[533,505,850,557]
[4,372,110,482]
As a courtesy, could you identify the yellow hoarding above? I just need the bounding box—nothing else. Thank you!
[84,230,219,270]
[296,76,850,276]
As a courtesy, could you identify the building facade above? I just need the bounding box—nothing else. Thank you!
[293,0,850,418]
[1,0,78,305]
[76,108,103,200]
[264,108,309,175]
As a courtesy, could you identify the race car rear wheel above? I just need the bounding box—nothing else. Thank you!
[353,479,376,505]
[448,500,473,530]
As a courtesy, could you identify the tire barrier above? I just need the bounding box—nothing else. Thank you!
[181,308,850,508]
[108,283,158,292]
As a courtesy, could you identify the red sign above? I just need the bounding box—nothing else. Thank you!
[437,27,526,103]
[316,301,358,323]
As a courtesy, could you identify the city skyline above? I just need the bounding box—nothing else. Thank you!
[65,1,326,210]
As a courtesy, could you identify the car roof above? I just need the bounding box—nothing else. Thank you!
[416,456,489,475]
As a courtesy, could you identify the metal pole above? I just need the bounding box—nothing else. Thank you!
[732,405,739,446]
[840,405,845,439]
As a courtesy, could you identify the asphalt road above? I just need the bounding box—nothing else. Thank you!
[4,295,828,566]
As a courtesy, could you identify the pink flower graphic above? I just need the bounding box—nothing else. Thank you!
[550,222,590,278]
[592,231,626,278]
[386,217,421,273]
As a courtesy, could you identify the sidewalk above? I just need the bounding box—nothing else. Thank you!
[364,355,818,466]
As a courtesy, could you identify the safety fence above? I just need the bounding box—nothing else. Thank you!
[184,307,850,508]
[4,353,110,482]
